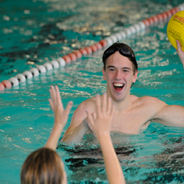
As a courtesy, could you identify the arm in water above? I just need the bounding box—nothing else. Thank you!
[61,118,91,143]
[45,85,73,150]
[86,93,126,184]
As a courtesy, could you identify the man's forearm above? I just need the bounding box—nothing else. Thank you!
[61,119,89,144]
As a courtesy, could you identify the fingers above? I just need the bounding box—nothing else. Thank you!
[49,85,57,106]
[49,87,53,102]
[48,99,54,111]
[96,93,108,114]
[102,93,107,112]
[92,112,96,121]
[95,94,101,116]
[86,110,93,123]
[49,86,55,111]
[65,101,73,116]
[176,40,184,53]
[49,85,72,114]
[107,96,112,114]
[55,85,63,109]
[176,40,184,68]
[49,85,63,107]
[96,93,113,115]
[86,110,94,129]
[176,40,181,52]
[110,102,115,117]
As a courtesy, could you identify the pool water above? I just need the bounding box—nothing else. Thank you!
[1,0,184,183]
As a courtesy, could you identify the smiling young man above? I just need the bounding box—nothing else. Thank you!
[61,42,184,143]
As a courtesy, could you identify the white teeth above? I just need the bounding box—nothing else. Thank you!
[113,83,124,87]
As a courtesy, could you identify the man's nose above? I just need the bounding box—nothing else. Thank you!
[115,70,122,79]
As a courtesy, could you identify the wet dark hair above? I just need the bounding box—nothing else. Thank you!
[102,42,138,73]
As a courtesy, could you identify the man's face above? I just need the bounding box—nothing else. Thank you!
[102,51,138,102]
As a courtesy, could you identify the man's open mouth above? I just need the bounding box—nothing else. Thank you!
[113,83,124,91]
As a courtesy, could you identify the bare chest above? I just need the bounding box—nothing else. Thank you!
[111,111,151,134]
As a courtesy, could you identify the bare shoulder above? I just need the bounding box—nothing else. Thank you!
[78,97,96,111]
[129,95,169,124]
[130,95,167,108]
[63,97,96,135]
[71,97,96,125]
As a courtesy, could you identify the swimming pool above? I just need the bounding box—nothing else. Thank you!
[1,0,184,183]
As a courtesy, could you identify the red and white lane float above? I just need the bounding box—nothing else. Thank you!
[1,80,11,88]
[57,58,66,66]
[51,60,60,68]
[1,3,184,90]
[30,68,39,76]
[16,74,26,83]
[23,71,33,79]
[44,63,53,70]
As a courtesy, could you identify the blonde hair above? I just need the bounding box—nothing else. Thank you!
[21,147,64,184]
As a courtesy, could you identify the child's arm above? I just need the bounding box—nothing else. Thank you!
[86,93,125,184]
[45,85,73,150]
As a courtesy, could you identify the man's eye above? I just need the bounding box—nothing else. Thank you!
[109,69,114,71]
[123,70,129,72]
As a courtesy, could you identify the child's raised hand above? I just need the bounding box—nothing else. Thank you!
[86,93,114,138]
[49,85,73,129]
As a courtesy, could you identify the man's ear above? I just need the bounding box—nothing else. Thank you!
[102,68,106,80]
[132,70,138,83]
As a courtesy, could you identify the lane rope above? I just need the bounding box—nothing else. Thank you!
[0,3,184,91]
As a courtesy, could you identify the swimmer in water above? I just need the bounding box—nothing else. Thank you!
[21,86,125,184]
[61,40,184,144]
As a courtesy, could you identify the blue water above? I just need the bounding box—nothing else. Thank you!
[1,0,184,183]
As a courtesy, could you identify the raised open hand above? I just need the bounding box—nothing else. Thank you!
[176,40,184,68]
[86,94,125,184]
[49,85,73,129]
[86,93,114,138]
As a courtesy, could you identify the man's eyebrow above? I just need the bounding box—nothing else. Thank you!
[107,66,115,69]
[122,67,131,70]
[107,66,132,70]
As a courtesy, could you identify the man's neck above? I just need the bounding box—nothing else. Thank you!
[110,94,132,112]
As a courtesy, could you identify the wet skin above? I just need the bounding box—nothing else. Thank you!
[61,51,184,143]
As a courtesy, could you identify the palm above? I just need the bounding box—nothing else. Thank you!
[49,85,72,129]
[87,93,114,137]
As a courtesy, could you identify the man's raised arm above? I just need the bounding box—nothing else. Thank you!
[152,40,184,127]
[61,99,95,144]
[176,40,184,68]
